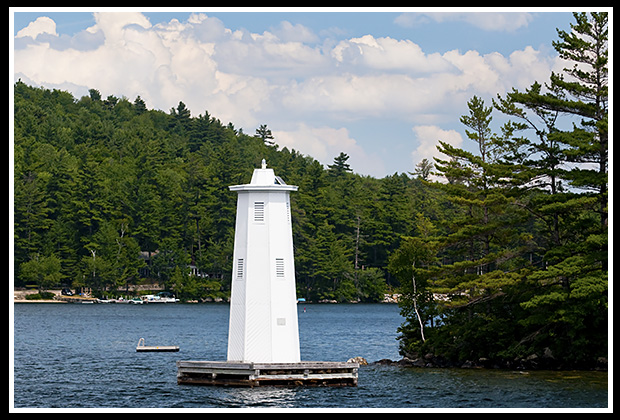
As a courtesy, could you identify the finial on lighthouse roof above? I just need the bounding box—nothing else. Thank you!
[229,159,298,191]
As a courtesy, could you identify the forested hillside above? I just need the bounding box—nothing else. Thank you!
[12,12,607,369]
[13,79,449,302]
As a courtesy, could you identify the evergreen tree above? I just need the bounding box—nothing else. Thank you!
[328,152,352,177]
[133,96,147,115]
[412,158,433,180]
[493,12,608,365]
[254,124,275,145]
[391,13,608,368]
[400,97,531,362]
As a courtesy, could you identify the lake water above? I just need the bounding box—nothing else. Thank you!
[12,303,608,410]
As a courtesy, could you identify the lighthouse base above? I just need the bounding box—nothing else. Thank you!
[176,360,358,387]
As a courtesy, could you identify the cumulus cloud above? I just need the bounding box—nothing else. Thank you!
[16,16,57,38]
[273,123,384,177]
[271,21,320,44]
[332,35,452,74]
[13,11,560,176]
[411,125,464,167]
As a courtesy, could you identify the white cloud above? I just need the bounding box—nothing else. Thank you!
[90,12,152,46]
[332,35,451,74]
[16,16,57,38]
[273,123,385,177]
[13,12,561,177]
[411,125,464,167]
[270,21,319,44]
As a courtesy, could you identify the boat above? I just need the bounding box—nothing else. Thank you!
[142,292,179,303]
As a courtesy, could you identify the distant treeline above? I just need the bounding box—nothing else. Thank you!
[14,80,444,303]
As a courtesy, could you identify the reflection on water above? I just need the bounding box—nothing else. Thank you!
[220,387,300,408]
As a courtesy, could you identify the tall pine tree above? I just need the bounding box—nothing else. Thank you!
[494,12,608,366]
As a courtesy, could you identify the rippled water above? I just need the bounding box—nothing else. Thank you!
[12,303,608,409]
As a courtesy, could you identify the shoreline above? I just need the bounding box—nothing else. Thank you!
[13,288,401,305]
[372,355,609,373]
[13,299,67,303]
[13,289,99,304]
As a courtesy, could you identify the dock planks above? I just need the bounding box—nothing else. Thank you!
[176,360,359,387]
[137,345,179,352]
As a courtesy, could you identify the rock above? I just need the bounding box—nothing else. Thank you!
[478,357,491,368]
[347,356,368,365]
[412,358,427,367]
[394,357,414,367]
[372,358,395,366]
[372,351,607,371]
[542,347,554,359]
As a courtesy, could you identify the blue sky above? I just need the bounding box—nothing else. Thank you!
[11,8,583,178]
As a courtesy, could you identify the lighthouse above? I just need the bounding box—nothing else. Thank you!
[226,159,300,363]
[176,160,359,386]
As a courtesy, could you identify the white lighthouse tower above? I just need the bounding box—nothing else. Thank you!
[176,159,358,386]
[226,159,300,363]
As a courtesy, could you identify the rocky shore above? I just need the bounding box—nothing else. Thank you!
[371,351,608,372]
[13,289,62,303]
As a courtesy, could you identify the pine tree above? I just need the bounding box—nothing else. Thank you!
[493,12,608,366]
[254,124,275,145]
[392,96,536,363]
[328,152,352,177]
[412,158,433,180]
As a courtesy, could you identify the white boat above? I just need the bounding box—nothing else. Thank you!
[142,292,179,303]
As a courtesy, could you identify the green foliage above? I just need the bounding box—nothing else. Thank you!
[25,291,55,300]
[390,12,607,369]
[19,254,62,293]
[14,80,438,302]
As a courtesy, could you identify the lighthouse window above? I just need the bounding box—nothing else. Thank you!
[236,259,244,279]
[254,201,265,223]
[275,258,285,277]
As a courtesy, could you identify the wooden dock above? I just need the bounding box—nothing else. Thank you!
[137,345,179,352]
[176,360,358,387]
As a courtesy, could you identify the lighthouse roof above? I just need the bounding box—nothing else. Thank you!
[229,159,298,192]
